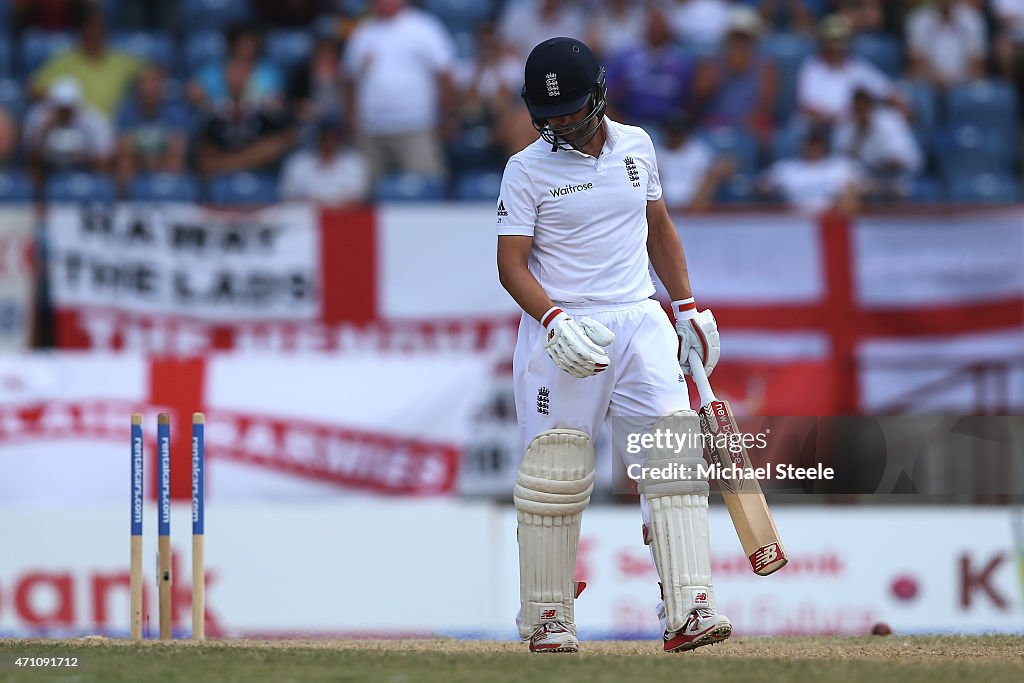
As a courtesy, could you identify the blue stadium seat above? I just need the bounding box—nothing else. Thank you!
[425,0,493,33]
[449,125,500,171]
[759,33,814,120]
[701,126,758,173]
[934,125,1013,176]
[0,171,34,202]
[375,173,446,202]
[112,32,174,69]
[713,173,758,205]
[947,80,1019,139]
[208,173,279,205]
[131,173,200,202]
[21,31,75,77]
[185,32,227,77]
[45,172,116,203]
[771,120,806,160]
[851,34,903,76]
[0,79,25,119]
[948,172,1022,203]
[182,0,251,31]
[897,80,937,152]
[451,31,478,60]
[0,37,10,78]
[454,171,502,201]
[905,175,943,204]
[266,30,314,75]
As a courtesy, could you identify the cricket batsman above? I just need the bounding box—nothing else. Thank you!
[496,37,732,653]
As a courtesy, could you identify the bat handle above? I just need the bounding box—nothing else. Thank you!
[687,348,718,407]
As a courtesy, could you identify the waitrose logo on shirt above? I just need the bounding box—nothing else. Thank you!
[549,182,594,198]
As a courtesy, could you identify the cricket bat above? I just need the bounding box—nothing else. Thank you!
[688,349,788,576]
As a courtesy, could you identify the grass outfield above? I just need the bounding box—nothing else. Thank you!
[1,636,1022,683]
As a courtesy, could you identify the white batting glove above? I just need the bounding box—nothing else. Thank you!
[672,298,720,377]
[541,307,615,378]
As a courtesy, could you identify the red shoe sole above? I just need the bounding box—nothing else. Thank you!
[664,624,733,653]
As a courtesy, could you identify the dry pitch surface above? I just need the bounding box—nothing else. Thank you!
[1,636,1022,683]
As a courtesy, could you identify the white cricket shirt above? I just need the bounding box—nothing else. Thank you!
[496,118,661,306]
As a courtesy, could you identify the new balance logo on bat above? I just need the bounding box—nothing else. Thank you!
[751,543,782,572]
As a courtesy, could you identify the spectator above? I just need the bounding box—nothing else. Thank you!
[586,0,648,59]
[288,35,346,123]
[761,127,864,213]
[694,7,778,141]
[756,0,816,33]
[906,0,986,89]
[993,0,1024,110]
[12,0,80,32]
[658,118,736,212]
[30,5,143,119]
[190,24,285,109]
[343,0,455,181]
[499,0,586,59]
[115,66,190,191]
[0,106,18,166]
[826,0,886,34]
[666,0,732,47]
[605,8,695,129]
[253,0,323,27]
[196,60,298,177]
[796,15,903,126]
[24,77,114,192]
[455,22,525,126]
[280,116,371,205]
[833,89,922,182]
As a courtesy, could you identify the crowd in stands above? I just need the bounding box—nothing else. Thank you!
[0,0,1021,210]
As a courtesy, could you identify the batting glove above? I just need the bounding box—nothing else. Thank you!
[541,307,615,378]
[672,298,720,377]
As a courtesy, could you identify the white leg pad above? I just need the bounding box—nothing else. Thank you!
[514,428,595,639]
[639,410,714,632]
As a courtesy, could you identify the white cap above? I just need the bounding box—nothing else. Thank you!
[727,6,762,37]
[49,77,82,107]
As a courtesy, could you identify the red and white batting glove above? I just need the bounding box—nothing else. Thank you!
[672,298,720,377]
[541,307,615,378]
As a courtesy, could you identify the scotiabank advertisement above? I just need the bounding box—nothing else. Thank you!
[0,504,1020,638]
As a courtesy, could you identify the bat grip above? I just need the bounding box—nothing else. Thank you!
[687,348,718,407]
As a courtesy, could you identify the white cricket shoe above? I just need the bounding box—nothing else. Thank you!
[529,622,579,653]
[663,608,732,652]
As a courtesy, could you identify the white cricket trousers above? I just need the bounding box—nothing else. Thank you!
[512,298,691,472]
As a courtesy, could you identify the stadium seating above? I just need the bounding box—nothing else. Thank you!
[182,0,251,31]
[905,175,943,204]
[20,31,75,77]
[0,36,9,78]
[425,0,493,34]
[184,32,227,77]
[0,171,34,202]
[454,171,502,201]
[759,33,814,120]
[0,78,24,119]
[375,173,446,202]
[45,172,116,203]
[947,80,1019,146]
[702,126,758,174]
[448,126,502,172]
[714,173,758,205]
[208,172,279,205]
[850,34,903,76]
[266,30,314,75]
[948,172,1022,203]
[112,32,174,70]
[131,173,201,202]
[897,80,937,153]
[934,125,1013,176]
